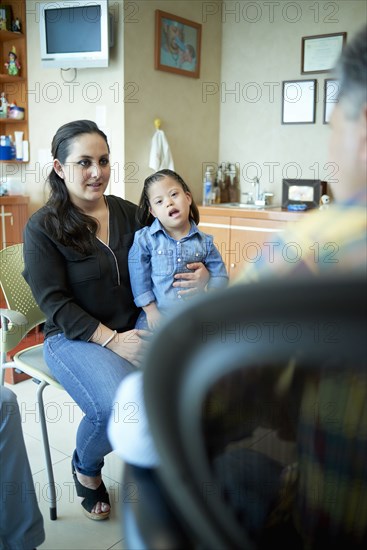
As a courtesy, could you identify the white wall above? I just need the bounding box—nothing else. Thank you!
[217,0,367,204]
[23,0,126,213]
[123,0,222,206]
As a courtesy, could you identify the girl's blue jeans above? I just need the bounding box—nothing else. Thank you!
[44,333,136,477]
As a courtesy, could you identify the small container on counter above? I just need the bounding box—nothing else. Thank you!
[8,106,25,120]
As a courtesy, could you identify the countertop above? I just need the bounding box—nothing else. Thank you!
[0,195,29,205]
[199,204,310,222]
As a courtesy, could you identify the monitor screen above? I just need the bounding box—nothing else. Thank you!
[45,5,101,54]
[39,1,109,69]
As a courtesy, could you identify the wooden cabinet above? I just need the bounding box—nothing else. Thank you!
[228,216,289,279]
[0,0,28,158]
[199,206,306,281]
[0,193,29,248]
[198,213,231,274]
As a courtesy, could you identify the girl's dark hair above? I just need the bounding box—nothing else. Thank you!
[136,169,200,226]
[43,120,110,254]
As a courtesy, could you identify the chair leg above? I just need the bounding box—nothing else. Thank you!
[36,380,57,520]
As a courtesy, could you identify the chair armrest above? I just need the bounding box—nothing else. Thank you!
[0,308,28,327]
[0,308,29,355]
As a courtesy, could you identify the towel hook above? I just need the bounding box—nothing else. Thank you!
[154,118,161,130]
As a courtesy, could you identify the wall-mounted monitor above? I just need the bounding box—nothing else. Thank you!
[39,1,111,69]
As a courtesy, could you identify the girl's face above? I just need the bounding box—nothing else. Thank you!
[54,132,110,209]
[148,176,192,236]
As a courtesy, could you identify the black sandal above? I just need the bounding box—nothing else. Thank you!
[71,461,110,521]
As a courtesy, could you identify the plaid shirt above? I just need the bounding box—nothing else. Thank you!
[237,192,366,282]
[235,191,367,545]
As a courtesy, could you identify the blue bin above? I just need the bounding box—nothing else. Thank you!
[0,146,13,160]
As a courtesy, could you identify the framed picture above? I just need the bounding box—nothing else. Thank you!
[282,80,316,124]
[301,32,347,74]
[155,10,201,78]
[282,179,327,209]
[0,5,12,31]
[324,79,340,124]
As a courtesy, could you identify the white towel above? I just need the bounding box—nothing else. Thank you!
[149,129,174,171]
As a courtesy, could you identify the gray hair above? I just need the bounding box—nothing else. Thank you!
[335,25,367,119]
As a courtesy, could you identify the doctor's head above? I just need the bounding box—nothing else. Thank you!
[329,25,367,201]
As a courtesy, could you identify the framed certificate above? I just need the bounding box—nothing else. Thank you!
[282,80,316,124]
[301,33,347,74]
[324,79,340,124]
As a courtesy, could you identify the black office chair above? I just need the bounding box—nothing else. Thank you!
[122,276,367,549]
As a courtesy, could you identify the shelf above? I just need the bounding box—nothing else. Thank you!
[0,118,26,124]
[0,30,23,42]
[0,1,28,156]
[0,160,27,164]
[0,74,26,82]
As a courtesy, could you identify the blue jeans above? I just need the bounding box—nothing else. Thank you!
[0,387,45,549]
[135,310,149,330]
[44,333,136,477]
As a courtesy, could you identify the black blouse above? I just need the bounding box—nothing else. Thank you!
[23,195,141,340]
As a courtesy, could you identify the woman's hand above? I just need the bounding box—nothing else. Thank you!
[97,327,151,367]
[108,329,151,368]
[172,262,210,297]
[91,324,151,368]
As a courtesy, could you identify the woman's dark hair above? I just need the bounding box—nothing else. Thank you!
[136,169,200,226]
[43,120,110,254]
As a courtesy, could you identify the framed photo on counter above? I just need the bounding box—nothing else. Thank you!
[282,179,327,209]
[155,10,201,78]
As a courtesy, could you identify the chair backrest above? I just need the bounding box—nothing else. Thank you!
[143,276,367,549]
[0,243,45,336]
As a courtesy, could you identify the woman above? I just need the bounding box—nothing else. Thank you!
[23,120,209,520]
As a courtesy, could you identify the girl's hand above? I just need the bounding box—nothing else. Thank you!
[143,302,162,331]
[108,329,151,368]
[146,311,161,331]
[172,262,210,297]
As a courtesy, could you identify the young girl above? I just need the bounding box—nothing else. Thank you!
[128,169,229,329]
[109,170,228,467]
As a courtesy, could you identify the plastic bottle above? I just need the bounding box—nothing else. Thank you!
[0,93,8,118]
[228,164,240,203]
[0,135,13,160]
[8,135,16,159]
[202,169,213,206]
[14,131,23,160]
[212,176,221,204]
[220,163,230,203]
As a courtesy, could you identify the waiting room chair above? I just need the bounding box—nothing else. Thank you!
[0,243,64,520]
[122,276,367,549]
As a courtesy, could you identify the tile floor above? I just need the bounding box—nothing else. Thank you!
[6,377,127,550]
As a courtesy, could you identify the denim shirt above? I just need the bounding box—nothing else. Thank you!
[128,219,228,311]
